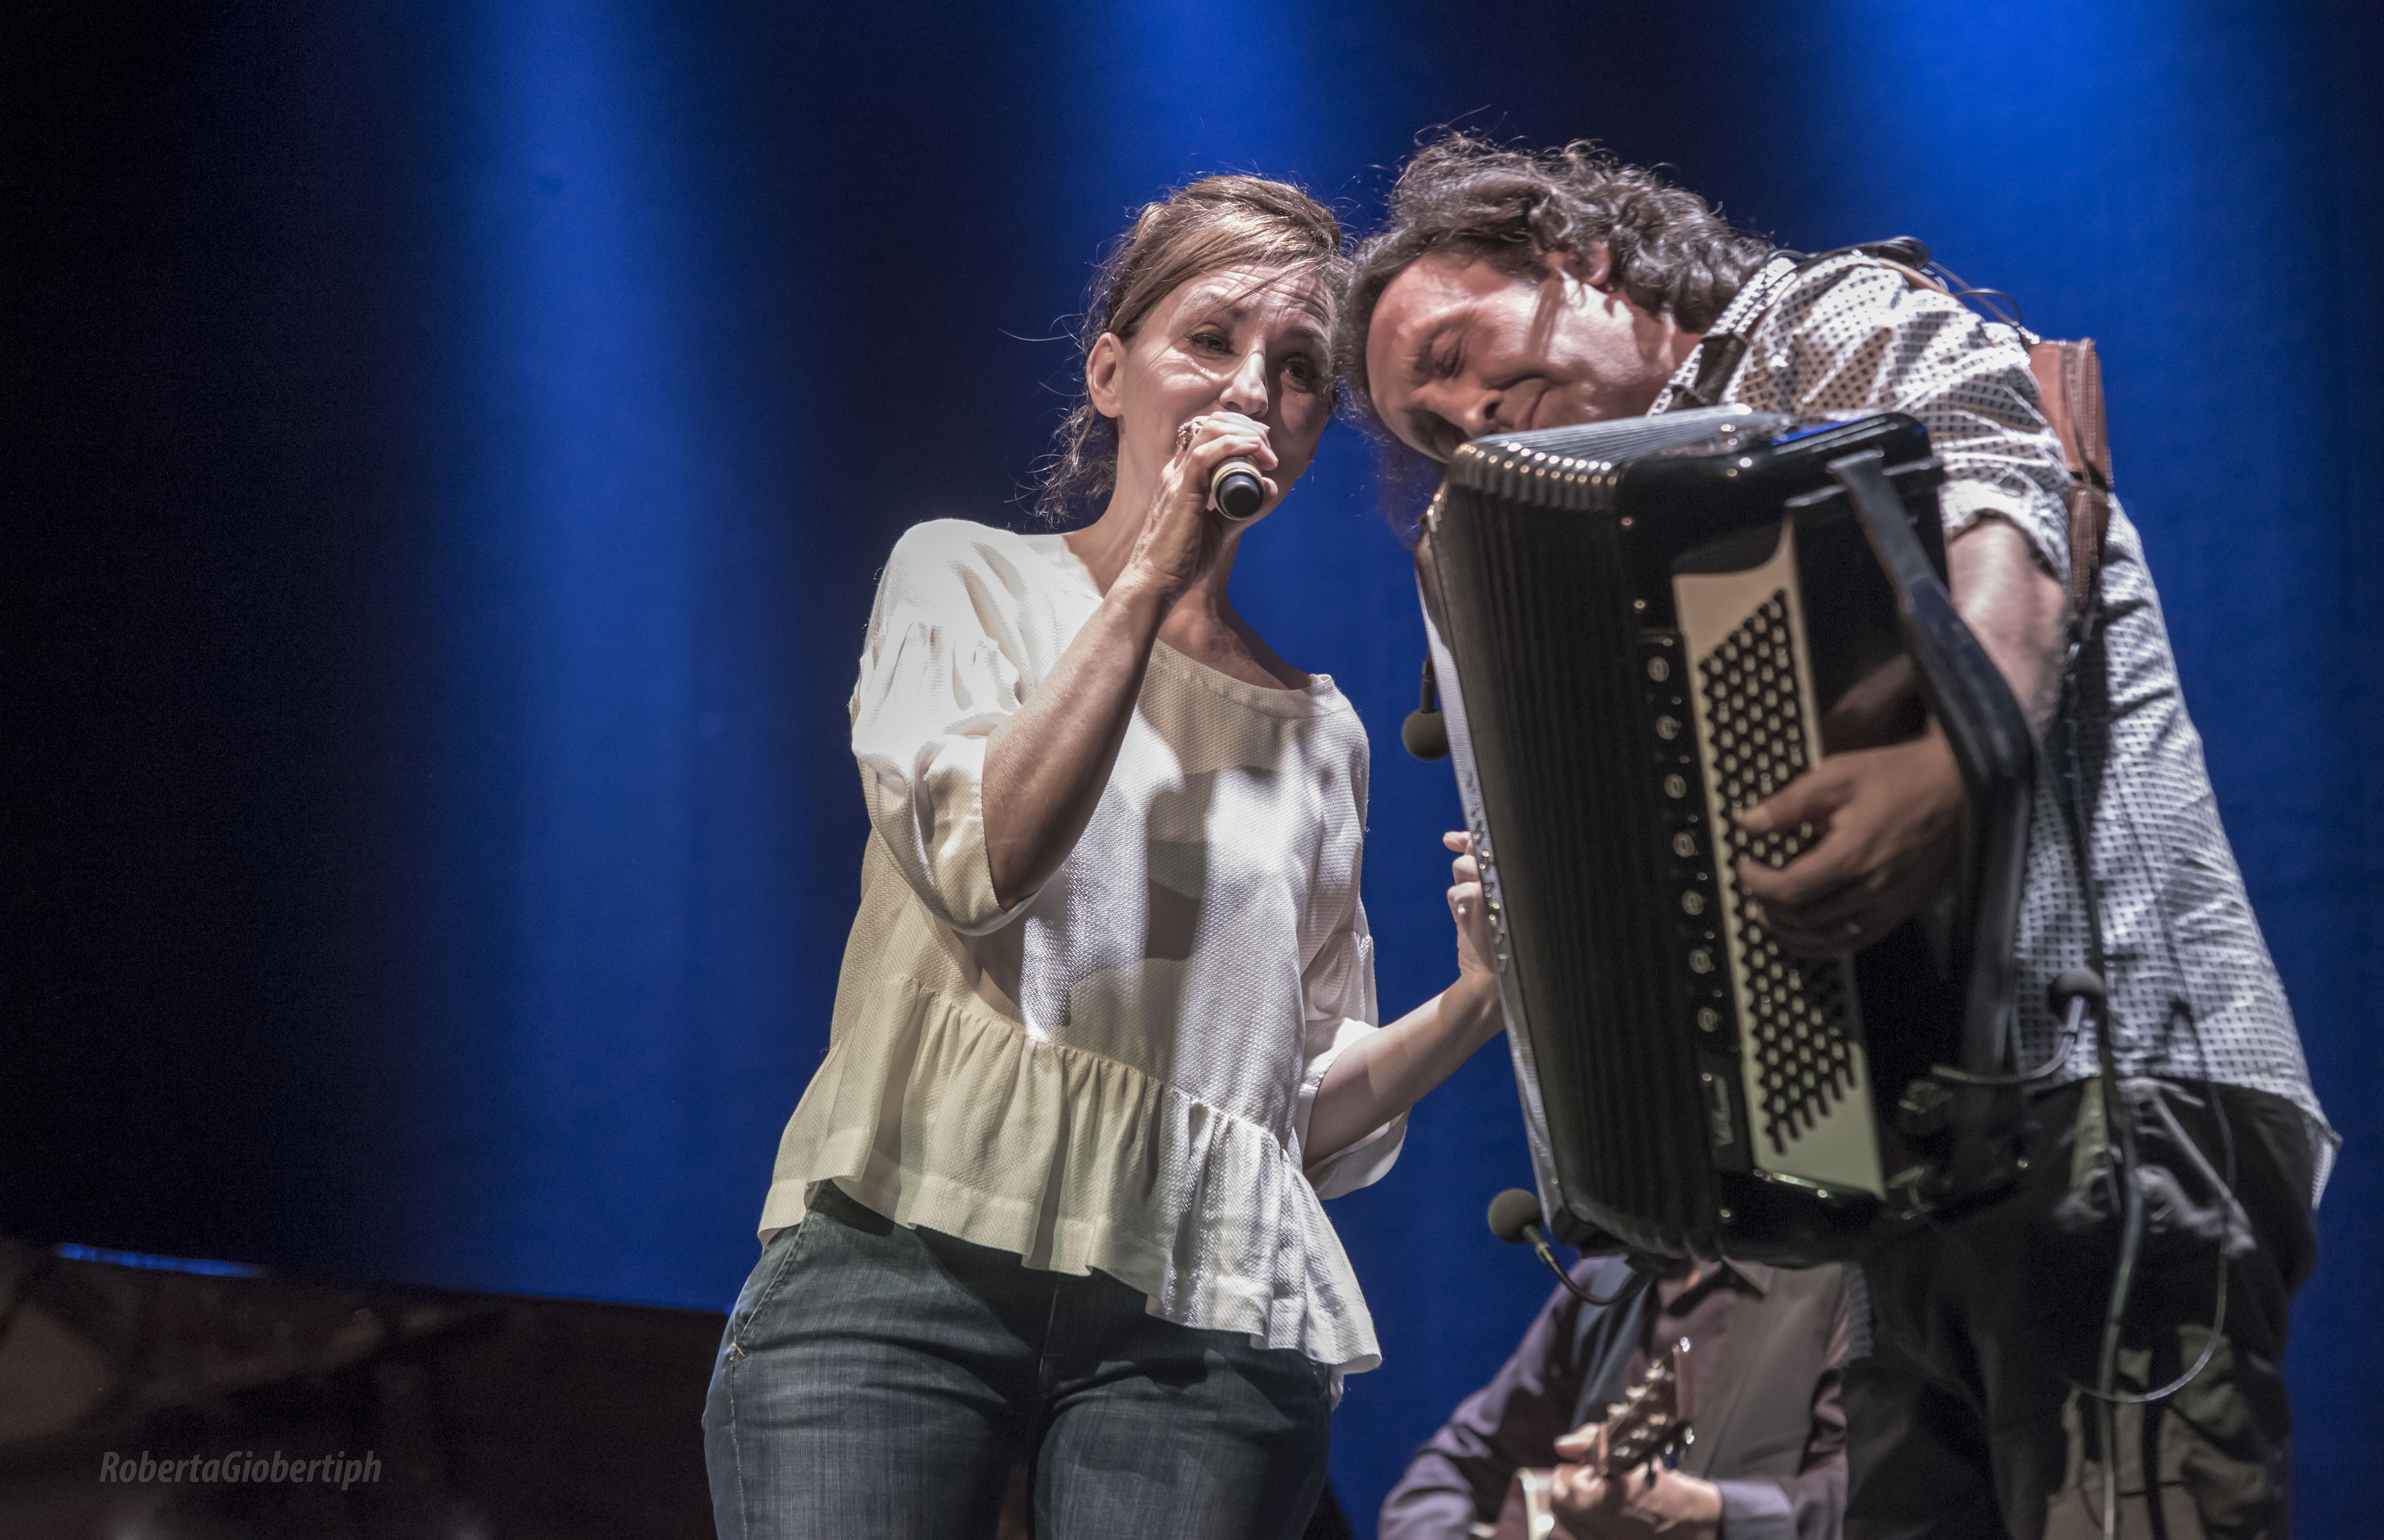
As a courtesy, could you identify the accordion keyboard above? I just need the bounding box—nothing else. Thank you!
[1674,523,1887,1200]
[1696,593,1862,1156]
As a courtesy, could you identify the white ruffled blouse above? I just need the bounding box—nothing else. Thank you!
[757,518,1406,1374]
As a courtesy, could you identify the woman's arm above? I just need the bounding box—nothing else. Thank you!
[981,414,1274,909]
[981,581,1168,909]
[1306,831,1505,1164]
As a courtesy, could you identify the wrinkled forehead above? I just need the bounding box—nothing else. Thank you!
[1364,254,1492,384]
[1359,259,1459,426]
[1166,262,1337,332]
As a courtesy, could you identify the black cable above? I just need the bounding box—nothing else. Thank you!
[1928,260,2028,331]
[1488,1189,1660,1308]
[2038,561,2136,1540]
[1535,1245,1657,1309]
[1927,989,2079,1086]
[2073,1029,2242,1408]
[2049,588,2252,1540]
[1935,698,2103,1093]
[2085,1250,2229,1410]
[2093,1042,2144,1540]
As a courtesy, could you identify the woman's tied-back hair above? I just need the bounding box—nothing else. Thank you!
[1336,133,1772,433]
[1036,175,1349,525]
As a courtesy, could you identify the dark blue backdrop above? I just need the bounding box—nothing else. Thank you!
[9,1,2377,1531]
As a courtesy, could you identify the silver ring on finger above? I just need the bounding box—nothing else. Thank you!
[1175,421,1196,452]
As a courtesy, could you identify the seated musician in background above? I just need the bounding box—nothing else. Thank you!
[1382,1257,1848,1540]
[1336,135,2333,1538]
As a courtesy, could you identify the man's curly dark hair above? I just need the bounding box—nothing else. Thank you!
[1336,134,1772,434]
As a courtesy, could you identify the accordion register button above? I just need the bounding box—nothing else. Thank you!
[1664,774,1688,799]
[1657,715,1681,740]
[1672,833,1697,859]
[1697,1007,1721,1032]
[1682,892,1707,916]
[1647,657,1672,683]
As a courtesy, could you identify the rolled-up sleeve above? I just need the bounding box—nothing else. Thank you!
[1713,1458,1844,1540]
[1754,262,2074,589]
[1295,895,1407,1197]
[848,522,1038,935]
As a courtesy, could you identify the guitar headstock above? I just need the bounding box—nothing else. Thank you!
[1596,1337,1695,1478]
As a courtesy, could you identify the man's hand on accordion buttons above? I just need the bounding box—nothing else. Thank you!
[1445,831,1502,1011]
[1732,725,1963,957]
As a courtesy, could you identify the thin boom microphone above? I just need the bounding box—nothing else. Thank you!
[1485,1189,1651,1308]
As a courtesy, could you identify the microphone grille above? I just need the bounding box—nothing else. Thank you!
[1486,1188,1545,1246]
[1211,460,1265,521]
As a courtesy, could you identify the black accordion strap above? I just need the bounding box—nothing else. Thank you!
[1826,450,2035,1097]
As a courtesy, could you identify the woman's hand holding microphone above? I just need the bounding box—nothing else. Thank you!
[1119,412,1278,609]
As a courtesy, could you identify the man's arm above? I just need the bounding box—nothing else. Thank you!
[1380,1270,1604,1540]
[1734,520,2066,953]
[1721,259,2071,955]
[1551,1268,1855,1540]
[1308,832,1503,1165]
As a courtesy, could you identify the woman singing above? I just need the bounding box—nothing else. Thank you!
[703,176,1504,1539]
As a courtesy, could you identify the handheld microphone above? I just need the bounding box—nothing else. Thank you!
[1210,458,1265,521]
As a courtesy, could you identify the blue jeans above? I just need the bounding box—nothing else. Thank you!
[702,1182,1333,1539]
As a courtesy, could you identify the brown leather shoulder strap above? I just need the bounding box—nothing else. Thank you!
[2028,338,2113,615]
[1751,256,2114,612]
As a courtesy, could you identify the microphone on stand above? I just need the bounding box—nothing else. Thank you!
[1487,1189,1658,1308]
[1211,458,1265,521]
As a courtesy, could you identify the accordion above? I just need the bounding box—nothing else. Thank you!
[1416,408,2035,1264]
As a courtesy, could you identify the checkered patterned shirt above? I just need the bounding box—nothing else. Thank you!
[1651,253,2336,1196]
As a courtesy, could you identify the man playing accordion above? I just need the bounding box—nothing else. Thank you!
[1338,134,2333,1540]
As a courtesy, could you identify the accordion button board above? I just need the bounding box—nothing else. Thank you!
[1674,522,1885,1201]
